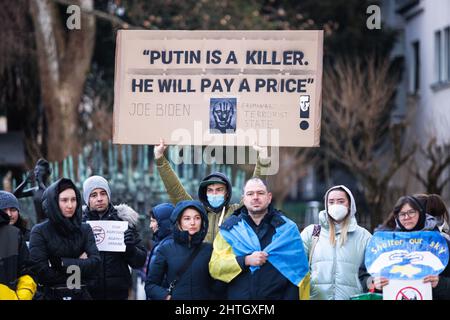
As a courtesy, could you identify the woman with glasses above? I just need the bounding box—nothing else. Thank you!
[377,193,450,235]
[370,195,450,299]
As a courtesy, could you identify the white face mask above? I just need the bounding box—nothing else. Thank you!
[327,204,349,222]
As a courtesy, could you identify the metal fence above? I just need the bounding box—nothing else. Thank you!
[13,141,248,232]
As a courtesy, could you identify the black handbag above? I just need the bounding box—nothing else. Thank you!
[44,285,92,300]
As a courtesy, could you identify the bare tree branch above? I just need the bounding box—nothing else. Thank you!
[322,56,413,229]
[411,137,450,194]
[268,148,311,208]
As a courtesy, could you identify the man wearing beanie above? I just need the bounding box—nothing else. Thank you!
[0,191,30,241]
[82,175,147,300]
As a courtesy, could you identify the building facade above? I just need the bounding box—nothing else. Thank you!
[383,0,450,197]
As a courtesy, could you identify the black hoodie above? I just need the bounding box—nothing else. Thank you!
[41,178,83,237]
[198,172,232,213]
[29,178,100,291]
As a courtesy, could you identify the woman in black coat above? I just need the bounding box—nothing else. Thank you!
[29,178,100,300]
[145,200,219,300]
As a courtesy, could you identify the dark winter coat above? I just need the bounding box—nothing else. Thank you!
[29,178,100,300]
[14,215,30,242]
[0,210,30,289]
[145,200,218,300]
[222,205,299,300]
[83,203,147,300]
[145,203,173,280]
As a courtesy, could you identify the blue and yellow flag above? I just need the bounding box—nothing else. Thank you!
[209,215,309,299]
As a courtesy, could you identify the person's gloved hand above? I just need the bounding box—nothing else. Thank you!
[48,256,64,271]
[124,229,136,246]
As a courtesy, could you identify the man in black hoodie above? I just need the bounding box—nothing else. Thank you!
[154,140,270,243]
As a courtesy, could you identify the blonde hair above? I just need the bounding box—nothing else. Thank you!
[328,213,351,247]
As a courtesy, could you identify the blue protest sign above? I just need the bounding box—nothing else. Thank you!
[365,231,449,280]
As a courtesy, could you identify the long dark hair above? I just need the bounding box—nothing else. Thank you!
[393,195,427,231]
[14,214,28,231]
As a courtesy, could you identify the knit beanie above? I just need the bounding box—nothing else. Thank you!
[0,191,20,212]
[83,175,111,206]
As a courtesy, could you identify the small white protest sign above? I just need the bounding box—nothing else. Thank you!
[383,279,432,300]
[87,220,128,252]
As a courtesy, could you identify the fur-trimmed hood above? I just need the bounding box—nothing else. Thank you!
[82,203,140,227]
[115,203,139,227]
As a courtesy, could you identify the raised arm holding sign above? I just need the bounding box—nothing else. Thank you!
[154,138,271,243]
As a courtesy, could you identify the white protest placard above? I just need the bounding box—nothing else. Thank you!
[87,220,128,252]
[113,30,323,147]
[383,279,432,300]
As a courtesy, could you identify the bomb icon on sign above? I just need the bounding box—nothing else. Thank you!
[299,95,310,130]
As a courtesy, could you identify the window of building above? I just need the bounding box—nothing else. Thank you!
[410,41,420,94]
[434,27,450,85]
[435,30,442,82]
[445,27,450,81]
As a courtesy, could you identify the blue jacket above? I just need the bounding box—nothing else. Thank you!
[145,200,218,300]
[149,203,174,260]
[143,203,173,286]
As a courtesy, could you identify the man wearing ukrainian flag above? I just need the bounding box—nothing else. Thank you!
[209,177,310,300]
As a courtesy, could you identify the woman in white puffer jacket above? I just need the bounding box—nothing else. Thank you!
[301,185,372,300]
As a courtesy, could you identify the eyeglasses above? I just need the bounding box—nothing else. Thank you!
[398,209,418,219]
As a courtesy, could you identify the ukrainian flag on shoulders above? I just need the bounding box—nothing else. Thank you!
[209,215,310,300]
